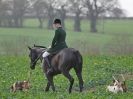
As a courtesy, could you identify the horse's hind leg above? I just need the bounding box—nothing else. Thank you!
[61,69,74,93]
[76,72,83,92]
[74,68,83,92]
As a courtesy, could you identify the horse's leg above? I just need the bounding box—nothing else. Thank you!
[42,59,53,92]
[61,69,74,93]
[74,68,84,92]
[75,71,84,92]
[45,82,50,92]
[46,74,55,92]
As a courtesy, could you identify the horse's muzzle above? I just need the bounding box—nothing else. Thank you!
[30,66,35,70]
[30,63,35,70]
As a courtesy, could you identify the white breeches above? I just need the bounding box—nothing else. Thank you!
[42,51,50,58]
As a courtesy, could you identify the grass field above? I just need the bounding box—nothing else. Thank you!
[0,19,133,98]
[24,19,133,34]
[0,27,111,55]
[0,19,133,55]
[1,56,133,99]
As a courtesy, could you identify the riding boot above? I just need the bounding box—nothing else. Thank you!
[44,57,53,74]
[44,57,51,68]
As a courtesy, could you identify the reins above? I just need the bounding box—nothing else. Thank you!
[27,69,32,82]
[32,50,45,65]
[28,50,45,82]
[27,47,47,82]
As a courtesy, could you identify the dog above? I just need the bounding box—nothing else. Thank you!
[10,80,30,92]
[107,75,127,93]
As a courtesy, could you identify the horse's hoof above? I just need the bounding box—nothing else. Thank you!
[44,88,49,92]
[69,90,72,94]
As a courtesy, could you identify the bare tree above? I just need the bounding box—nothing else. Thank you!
[44,0,68,29]
[68,0,83,32]
[42,0,56,29]
[33,0,46,28]
[47,5,55,29]
[56,5,66,29]
[110,7,126,18]
[83,0,123,33]
[0,0,6,26]
[0,0,11,27]
[0,0,2,26]
[12,0,29,27]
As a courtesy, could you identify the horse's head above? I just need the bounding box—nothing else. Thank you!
[28,46,38,70]
[28,45,46,70]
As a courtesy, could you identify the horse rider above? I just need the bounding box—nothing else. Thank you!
[42,18,68,69]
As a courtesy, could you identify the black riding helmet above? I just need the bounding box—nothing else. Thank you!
[53,19,61,24]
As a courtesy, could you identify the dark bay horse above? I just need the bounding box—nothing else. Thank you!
[28,45,83,93]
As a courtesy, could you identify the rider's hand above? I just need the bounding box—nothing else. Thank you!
[48,45,51,48]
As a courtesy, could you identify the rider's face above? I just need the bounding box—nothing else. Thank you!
[53,23,61,29]
[53,23,56,29]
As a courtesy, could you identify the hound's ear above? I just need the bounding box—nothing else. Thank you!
[122,81,126,85]
[28,46,32,50]
[117,79,120,82]
[113,79,115,83]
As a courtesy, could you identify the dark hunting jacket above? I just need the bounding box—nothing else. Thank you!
[48,27,68,53]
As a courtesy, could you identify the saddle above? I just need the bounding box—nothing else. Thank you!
[45,51,60,74]
[48,51,59,62]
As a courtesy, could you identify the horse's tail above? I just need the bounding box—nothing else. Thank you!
[73,50,83,73]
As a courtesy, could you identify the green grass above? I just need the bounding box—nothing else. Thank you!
[99,19,133,34]
[0,19,133,98]
[24,18,133,34]
[1,19,133,55]
[0,27,112,55]
[0,56,133,98]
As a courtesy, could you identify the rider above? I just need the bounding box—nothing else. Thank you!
[42,18,68,69]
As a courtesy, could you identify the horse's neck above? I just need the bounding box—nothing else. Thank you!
[36,48,45,61]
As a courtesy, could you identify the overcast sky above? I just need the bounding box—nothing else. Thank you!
[119,0,133,17]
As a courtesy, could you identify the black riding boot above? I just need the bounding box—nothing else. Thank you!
[44,57,53,74]
[44,57,51,67]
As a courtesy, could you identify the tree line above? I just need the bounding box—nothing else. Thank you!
[0,0,125,32]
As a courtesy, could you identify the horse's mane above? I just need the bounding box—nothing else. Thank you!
[33,44,47,49]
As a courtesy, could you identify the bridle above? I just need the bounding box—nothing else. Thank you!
[31,50,45,65]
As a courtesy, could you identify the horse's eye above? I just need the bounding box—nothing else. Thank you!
[29,53,32,58]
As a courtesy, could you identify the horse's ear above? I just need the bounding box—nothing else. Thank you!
[28,46,32,50]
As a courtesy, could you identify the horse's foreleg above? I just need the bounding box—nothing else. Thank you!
[45,82,50,92]
[62,70,74,93]
[46,74,55,92]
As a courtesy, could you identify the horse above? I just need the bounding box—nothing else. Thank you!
[28,45,83,93]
